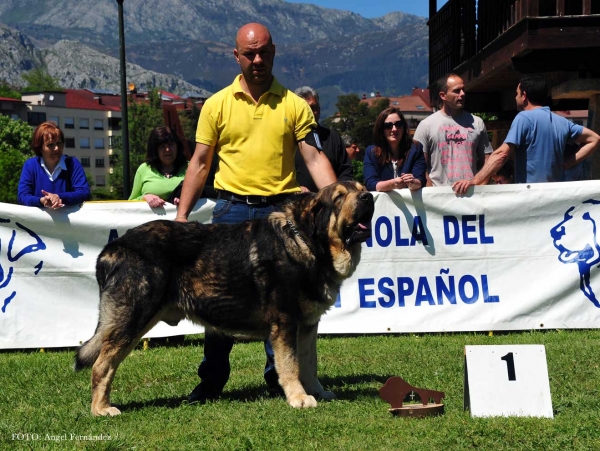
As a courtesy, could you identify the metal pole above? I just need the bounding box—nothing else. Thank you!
[117,0,130,198]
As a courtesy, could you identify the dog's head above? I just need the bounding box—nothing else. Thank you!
[551,199,600,269]
[311,181,374,248]
[282,181,374,277]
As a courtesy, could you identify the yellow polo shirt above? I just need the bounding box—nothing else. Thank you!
[196,75,316,196]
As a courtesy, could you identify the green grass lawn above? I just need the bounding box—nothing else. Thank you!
[1,330,599,450]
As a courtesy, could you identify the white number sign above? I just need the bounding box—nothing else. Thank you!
[464,345,553,418]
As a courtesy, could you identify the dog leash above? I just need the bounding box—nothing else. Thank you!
[286,220,308,247]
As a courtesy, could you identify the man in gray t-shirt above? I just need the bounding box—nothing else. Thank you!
[413,74,492,186]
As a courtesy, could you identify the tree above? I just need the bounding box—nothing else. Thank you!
[326,94,390,150]
[472,112,499,142]
[179,101,201,143]
[90,186,118,200]
[324,94,390,183]
[0,148,28,204]
[21,67,62,92]
[0,116,34,204]
[327,94,368,134]
[108,88,164,199]
[0,115,33,157]
[0,80,22,99]
[351,159,364,184]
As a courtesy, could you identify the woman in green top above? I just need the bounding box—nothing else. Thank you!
[129,126,188,207]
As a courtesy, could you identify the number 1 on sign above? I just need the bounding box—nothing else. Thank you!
[501,352,516,381]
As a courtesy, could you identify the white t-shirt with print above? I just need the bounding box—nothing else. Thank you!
[413,110,492,186]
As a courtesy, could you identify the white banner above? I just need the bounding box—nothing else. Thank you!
[1,182,599,349]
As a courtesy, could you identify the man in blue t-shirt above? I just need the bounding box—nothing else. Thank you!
[453,75,600,194]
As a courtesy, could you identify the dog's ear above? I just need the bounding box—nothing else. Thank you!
[352,180,367,193]
[313,200,332,240]
[301,195,325,238]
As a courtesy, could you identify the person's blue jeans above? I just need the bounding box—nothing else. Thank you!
[196,199,279,397]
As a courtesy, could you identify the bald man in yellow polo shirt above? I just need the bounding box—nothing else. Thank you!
[176,22,337,404]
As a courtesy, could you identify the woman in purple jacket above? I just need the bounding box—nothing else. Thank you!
[363,107,426,192]
[17,121,91,208]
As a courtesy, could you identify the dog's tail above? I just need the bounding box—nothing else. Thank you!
[73,331,103,371]
[74,248,119,372]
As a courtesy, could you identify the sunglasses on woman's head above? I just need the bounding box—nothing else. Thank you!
[384,121,403,130]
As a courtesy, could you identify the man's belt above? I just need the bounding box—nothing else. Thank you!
[216,190,290,205]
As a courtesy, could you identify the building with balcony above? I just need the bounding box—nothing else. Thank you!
[0,97,31,122]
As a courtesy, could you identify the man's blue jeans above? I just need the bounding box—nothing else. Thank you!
[196,199,279,396]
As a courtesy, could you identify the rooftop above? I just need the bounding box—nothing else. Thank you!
[0,97,30,104]
[65,89,121,111]
[360,88,432,113]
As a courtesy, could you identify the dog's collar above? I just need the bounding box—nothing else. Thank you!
[286,219,308,247]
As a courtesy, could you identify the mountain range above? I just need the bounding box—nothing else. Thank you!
[0,0,429,116]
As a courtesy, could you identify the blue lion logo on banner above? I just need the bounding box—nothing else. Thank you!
[0,219,46,313]
[550,199,600,308]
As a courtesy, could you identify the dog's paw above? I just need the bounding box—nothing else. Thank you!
[92,406,121,416]
[288,394,318,409]
[316,390,336,401]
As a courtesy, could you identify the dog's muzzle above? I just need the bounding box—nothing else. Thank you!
[345,192,374,247]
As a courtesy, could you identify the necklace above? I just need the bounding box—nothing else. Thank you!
[161,168,174,178]
[392,159,404,178]
[391,152,405,178]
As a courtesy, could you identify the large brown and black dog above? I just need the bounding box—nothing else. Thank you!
[74,181,374,416]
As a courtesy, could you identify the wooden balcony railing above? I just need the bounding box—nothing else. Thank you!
[428,0,476,86]
[429,0,600,86]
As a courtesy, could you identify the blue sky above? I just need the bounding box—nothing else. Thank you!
[287,0,449,18]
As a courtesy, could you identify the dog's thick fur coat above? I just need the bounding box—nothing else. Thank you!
[75,182,374,416]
